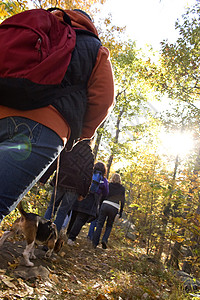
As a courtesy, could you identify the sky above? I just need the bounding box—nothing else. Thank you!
[99,0,197,50]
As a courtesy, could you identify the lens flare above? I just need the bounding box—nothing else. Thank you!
[1,134,32,161]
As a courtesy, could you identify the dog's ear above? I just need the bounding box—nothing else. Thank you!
[17,201,27,217]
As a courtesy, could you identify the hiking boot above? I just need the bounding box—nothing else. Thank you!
[67,239,75,246]
[101,241,107,249]
[91,241,97,249]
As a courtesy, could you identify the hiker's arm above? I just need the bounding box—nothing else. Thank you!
[101,178,109,199]
[78,195,84,201]
[80,46,114,139]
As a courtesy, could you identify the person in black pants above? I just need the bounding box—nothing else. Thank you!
[92,173,125,249]
[40,139,94,233]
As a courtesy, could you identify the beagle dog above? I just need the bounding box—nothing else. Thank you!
[0,202,58,267]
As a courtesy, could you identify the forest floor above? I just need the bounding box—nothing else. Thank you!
[0,222,194,300]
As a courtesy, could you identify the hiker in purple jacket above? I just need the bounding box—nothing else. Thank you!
[66,162,109,245]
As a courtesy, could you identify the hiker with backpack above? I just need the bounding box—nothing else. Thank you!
[92,173,125,249]
[87,165,105,240]
[39,139,94,233]
[66,162,109,246]
[0,8,114,224]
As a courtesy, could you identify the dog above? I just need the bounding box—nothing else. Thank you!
[0,202,58,267]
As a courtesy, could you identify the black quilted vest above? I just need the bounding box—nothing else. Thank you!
[52,32,101,143]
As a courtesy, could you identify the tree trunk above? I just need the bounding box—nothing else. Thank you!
[106,108,124,178]
[93,122,105,160]
[167,241,182,269]
[106,154,114,178]
[182,247,193,274]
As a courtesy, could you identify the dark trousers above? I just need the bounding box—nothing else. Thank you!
[92,203,118,246]
[68,211,90,241]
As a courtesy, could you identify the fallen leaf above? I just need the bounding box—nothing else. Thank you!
[8,261,19,270]
[49,273,59,284]
[93,282,101,289]
[1,278,17,289]
[96,294,108,300]
[60,251,66,257]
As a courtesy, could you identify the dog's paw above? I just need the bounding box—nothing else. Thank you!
[25,261,34,267]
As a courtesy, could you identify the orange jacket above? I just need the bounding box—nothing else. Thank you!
[0,9,114,145]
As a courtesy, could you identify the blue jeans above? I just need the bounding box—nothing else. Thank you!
[62,210,72,229]
[44,187,78,232]
[87,219,97,240]
[0,117,63,222]
[92,203,118,246]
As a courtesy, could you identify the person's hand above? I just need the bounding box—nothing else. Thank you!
[78,195,84,201]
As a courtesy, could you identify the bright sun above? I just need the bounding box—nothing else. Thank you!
[158,130,194,158]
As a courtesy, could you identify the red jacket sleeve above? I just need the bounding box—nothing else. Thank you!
[80,46,114,139]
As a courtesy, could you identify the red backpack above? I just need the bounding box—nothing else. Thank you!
[0,8,76,110]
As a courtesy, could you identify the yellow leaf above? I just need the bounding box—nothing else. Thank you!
[8,261,19,270]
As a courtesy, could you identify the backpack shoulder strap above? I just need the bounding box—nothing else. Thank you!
[75,29,101,42]
[47,7,72,25]
[47,7,101,41]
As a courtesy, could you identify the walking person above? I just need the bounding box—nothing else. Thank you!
[39,139,94,232]
[92,173,125,249]
[0,8,114,224]
[67,162,109,245]
[87,219,98,241]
